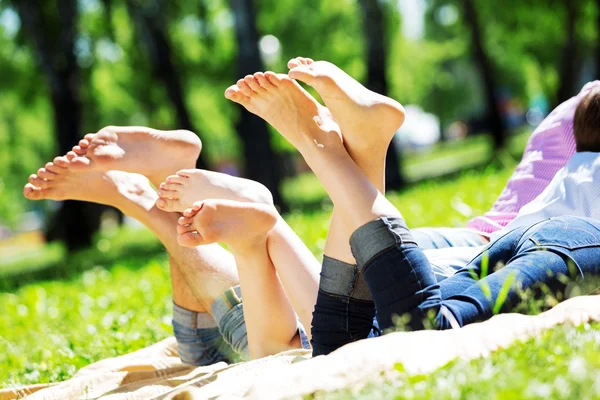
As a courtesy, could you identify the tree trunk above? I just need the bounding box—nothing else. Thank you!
[556,0,579,107]
[597,0,600,81]
[462,0,506,150]
[228,0,286,210]
[126,0,208,169]
[358,0,405,190]
[17,0,104,250]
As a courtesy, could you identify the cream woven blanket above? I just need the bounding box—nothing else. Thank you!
[2,295,599,400]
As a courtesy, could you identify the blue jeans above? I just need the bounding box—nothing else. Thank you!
[311,216,600,355]
[175,286,310,365]
[412,227,488,250]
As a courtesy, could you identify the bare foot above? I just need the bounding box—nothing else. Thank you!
[156,169,273,213]
[224,72,342,152]
[23,156,157,217]
[73,126,202,187]
[177,200,278,249]
[287,58,405,162]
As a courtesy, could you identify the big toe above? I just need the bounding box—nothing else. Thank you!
[288,65,317,85]
[23,183,43,200]
[287,57,314,69]
[177,231,205,247]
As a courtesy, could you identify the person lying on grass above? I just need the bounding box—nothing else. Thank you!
[23,59,600,363]
[411,80,600,252]
[203,63,600,356]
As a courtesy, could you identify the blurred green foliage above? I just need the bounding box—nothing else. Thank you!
[1,0,598,229]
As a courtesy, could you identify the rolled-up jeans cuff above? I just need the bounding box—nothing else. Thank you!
[173,303,218,329]
[172,303,231,366]
[211,285,249,360]
[350,217,416,268]
[320,256,371,301]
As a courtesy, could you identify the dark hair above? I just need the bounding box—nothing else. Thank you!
[574,87,600,152]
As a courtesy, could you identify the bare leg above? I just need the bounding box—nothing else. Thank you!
[156,167,321,333]
[69,133,222,313]
[287,57,406,263]
[23,158,238,313]
[223,71,399,243]
[178,200,302,358]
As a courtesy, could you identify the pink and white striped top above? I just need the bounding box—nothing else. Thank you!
[467,81,600,235]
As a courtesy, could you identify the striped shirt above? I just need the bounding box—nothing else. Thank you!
[467,81,600,235]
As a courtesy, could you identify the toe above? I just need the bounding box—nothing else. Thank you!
[23,183,43,200]
[159,182,182,192]
[254,72,274,90]
[177,231,204,247]
[166,174,188,184]
[38,166,58,181]
[288,65,316,84]
[84,133,96,142]
[29,174,50,189]
[236,79,256,97]
[175,169,196,179]
[183,201,204,217]
[287,58,302,69]
[53,156,69,168]
[158,188,181,199]
[244,75,264,92]
[264,71,282,86]
[177,223,194,235]
[72,145,86,156]
[69,155,92,169]
[178,216,194,226]
[156,198,182,212]
[225,85,251,105]
[47,160,67,174]
[79,139,90,148]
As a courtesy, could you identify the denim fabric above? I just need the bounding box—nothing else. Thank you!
[349,217,440,331]
[435,217,600,328]
[311,256,379,356]
[172,303,236,365]
[412,227,489,250]
[212,285,311,361]
[424,245,486,281]
[350,216,600,336]
[211,285,249,361]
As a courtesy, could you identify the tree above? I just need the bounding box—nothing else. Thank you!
[15,0,104,250]
[556,0,580,107]
[228,0,286,210]
[124,0,208,169]
[597,0,600,80]
[358,0,405,190]
[462,0,506,150]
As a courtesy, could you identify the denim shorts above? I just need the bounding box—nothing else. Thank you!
[175,285,310,365]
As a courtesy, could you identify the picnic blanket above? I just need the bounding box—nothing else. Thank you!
[2,295,599,400]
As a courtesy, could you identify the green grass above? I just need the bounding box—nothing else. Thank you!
[314,322,600,400]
